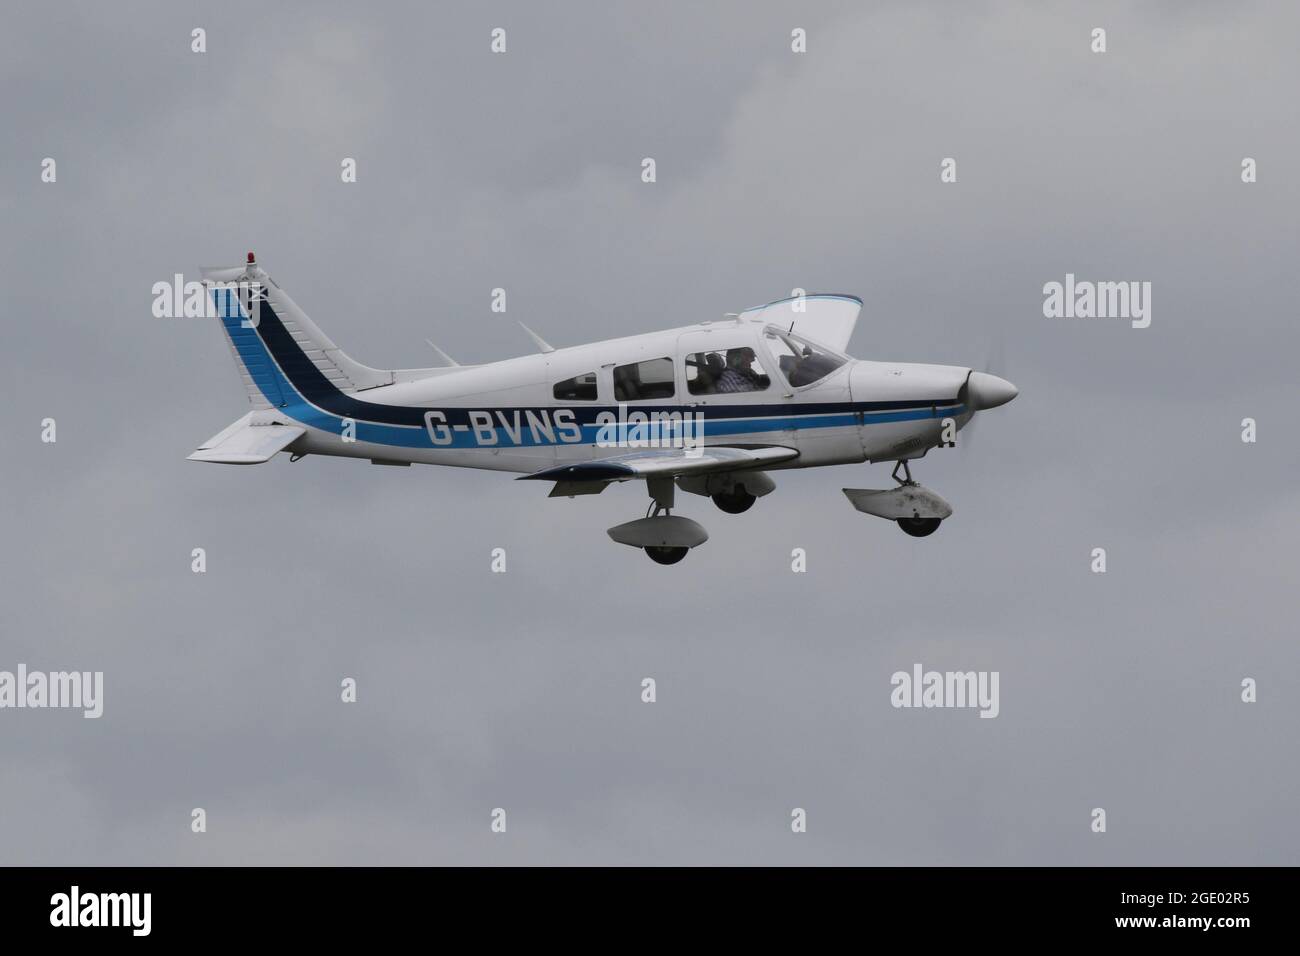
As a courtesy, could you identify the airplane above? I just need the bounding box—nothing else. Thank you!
[189,253,1018,565]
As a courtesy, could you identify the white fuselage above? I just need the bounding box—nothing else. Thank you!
[259,315,973,473]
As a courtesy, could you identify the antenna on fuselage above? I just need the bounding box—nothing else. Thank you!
[517,321,555,354]
[424,339,460,366]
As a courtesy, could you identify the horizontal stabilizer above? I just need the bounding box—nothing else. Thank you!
[188,413,304,464]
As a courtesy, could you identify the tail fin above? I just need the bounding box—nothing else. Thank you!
[200,254,395,409]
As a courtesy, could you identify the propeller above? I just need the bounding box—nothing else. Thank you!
[958,336,1016,452]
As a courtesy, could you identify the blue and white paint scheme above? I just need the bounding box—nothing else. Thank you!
[190,254,1018,564]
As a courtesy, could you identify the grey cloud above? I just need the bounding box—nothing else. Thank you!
[1,0,1296,864]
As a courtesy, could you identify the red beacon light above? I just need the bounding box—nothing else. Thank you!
[246,251,256,264]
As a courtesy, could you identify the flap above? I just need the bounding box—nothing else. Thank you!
[520,445,798,483]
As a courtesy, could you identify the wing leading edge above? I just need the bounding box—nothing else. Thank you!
[519,445,798,495]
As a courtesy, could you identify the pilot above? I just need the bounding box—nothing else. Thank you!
[715,347,763,393]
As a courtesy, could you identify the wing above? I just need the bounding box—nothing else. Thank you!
[519,445,798,496]
[187,413,305,464]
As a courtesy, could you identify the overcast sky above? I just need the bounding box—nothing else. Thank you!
[2,0,1297,864]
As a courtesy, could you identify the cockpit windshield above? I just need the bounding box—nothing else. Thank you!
[762,327,849,387]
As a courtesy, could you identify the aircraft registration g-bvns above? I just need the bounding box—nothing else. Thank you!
[190,254,1018,565]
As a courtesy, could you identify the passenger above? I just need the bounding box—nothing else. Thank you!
[715,347,764,393]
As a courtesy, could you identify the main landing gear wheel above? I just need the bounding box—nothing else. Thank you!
[644,546,690,565]
[897,516,942,537]
[711,490,756,514]
[608,483,709,565]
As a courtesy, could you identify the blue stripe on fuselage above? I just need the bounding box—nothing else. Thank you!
[214,288,963,450]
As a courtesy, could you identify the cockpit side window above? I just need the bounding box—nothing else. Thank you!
[763,329,848,387]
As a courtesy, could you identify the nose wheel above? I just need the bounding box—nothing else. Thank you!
[890,461,944,537]
[844,461,952,538]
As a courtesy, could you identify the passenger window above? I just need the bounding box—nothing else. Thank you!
[613,357,675,401]
[685,347,771,396]
[553,371,598,401]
